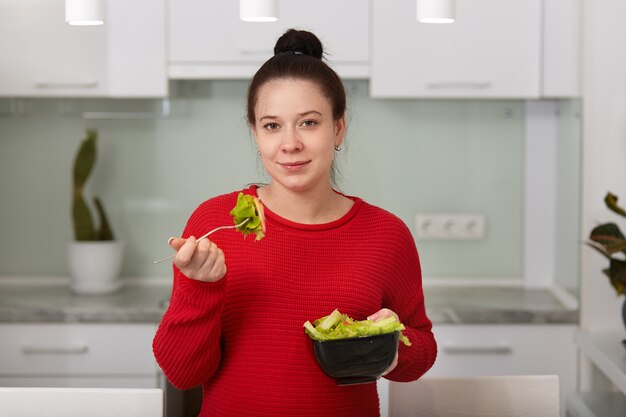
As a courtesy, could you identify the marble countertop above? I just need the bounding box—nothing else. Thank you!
[424,285,578,324]
[0,280,579,324]
[0,282,170,323]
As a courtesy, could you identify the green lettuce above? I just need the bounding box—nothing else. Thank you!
[230,193,266,241]
[304,309,411,346]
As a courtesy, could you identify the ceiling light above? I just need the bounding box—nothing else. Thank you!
[66,0,105,26]
[240,0,278,22]
[417,0,455,24]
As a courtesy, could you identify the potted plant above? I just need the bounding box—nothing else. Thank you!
[68,129,123,294]
[587,192,626,328]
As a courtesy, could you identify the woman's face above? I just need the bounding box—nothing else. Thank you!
[252,78,345,193]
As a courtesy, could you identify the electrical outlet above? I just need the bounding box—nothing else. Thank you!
[415,214,486,240]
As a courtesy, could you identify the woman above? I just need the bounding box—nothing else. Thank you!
[153,29,437,417]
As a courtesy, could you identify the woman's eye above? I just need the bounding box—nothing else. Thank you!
[263,122,279,130]
[302,120,318,127]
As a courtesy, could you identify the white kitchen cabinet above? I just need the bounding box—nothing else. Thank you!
[542,0,581,97]
[168,0,369,79]
[0,324,160,389]
[390,324,577,417]
[371,0,542,98]
[566,331,626,417]
[0,0,167,97]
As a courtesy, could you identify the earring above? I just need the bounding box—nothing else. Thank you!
[256,149,261,155]
[334,145,341,151]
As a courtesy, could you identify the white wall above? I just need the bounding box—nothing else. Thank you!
[580,0,626,332]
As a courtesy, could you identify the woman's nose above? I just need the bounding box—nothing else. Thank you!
[281,128,303,151]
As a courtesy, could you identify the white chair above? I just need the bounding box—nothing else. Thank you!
[389,375,560,417]
[0,387,163,417]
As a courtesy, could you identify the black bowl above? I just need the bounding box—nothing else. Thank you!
[313,331,399,385]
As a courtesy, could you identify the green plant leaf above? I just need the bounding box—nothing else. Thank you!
[94,197,115,240]
[605,192,626,217]
[73,130,97,189]
[72,197,95,240]
[589,223,626,256]
[604,258,626,295]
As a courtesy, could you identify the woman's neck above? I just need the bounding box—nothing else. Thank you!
[256,184,353,224]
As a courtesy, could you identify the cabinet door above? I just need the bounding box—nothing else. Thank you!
[542,0,581,97]
[168,0,369,79]
[0,324,158,376]
[105,0,167,97]
[398,324,576,417]
[0,0,106,97]
[371,0,542,98]
[0,0,166,97]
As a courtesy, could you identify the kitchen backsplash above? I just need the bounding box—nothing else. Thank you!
[0,80,581,289]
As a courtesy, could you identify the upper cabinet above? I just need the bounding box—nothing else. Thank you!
[372,0,546,99]
[168,0,369,79]
[371,0,580,99]
[0,0,167,98]
[542,0,581,98]
[0,0,579,98]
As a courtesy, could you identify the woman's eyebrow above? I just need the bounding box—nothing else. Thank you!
[258,111,322,122]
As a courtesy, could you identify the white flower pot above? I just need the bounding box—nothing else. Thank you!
[68,241,124,294]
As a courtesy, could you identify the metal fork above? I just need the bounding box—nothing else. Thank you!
[152,218,249,264]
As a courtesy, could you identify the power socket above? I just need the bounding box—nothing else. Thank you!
[415,214,486,240]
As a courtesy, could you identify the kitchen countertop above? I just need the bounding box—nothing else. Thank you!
[0,280,579,324]
[424,285,578,324]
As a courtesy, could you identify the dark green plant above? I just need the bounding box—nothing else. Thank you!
[587,192,626,295]
[72,129,115,241]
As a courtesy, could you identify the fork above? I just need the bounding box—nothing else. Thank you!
[152,218,249,264]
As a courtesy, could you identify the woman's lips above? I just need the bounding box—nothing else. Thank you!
[280,160,310,171]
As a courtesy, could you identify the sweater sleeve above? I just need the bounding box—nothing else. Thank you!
[382,221,437,382]
[152,203,227,390]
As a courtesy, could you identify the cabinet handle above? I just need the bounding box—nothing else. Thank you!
[34,80,98,89]
[442,344,512,355]
[426,81,492,90]
[21,344,89,355]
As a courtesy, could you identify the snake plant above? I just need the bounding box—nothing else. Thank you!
[72,129,115,241]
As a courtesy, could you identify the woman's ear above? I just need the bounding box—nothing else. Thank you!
[335,116,346,146]
[251,126,260,148]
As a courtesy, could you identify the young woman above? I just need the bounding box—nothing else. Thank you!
[153,29,437,417]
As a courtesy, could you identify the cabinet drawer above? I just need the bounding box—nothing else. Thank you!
[0,376,158,389]
[0,324,157,376]
[425,324,576,377]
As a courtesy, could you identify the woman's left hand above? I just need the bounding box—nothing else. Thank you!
[368,308,400,376]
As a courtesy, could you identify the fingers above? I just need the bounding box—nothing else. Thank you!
[172,237,227,282]
[367,308,399,322]
[174,236,199,266]
[168,237,186,251]
[372,308,401,377]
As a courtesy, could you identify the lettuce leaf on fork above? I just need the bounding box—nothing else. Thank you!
[230,193,266,241]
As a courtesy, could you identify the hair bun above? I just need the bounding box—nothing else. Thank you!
[274,29,324,60]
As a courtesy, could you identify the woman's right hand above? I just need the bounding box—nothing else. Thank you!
[168,236,227,282]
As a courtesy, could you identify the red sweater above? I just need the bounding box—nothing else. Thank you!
[153,186,437,417]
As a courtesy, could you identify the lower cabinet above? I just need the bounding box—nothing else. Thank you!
[0,323,159,389]
[387,324,577,417]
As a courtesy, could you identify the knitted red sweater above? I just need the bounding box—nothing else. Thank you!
[153,186,437,417]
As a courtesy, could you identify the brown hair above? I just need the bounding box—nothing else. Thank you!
[246,29,347,125]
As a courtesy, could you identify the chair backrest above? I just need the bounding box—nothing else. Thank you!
[0,387,163,417]
[389,375,560,417]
